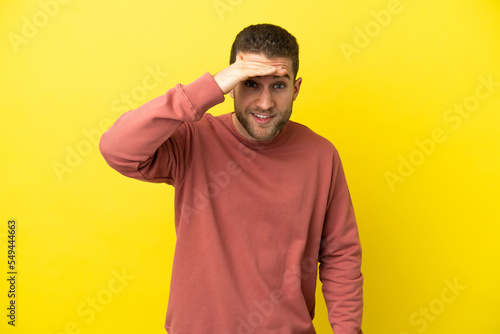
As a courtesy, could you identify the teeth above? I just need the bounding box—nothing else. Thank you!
[253,114,272,119]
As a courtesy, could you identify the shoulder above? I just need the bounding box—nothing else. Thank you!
[287,120,339,157]
[175,113,232,142]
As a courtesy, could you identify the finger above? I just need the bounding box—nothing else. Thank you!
[277,67,288,76]
[245,65,278,78]
[245,64,277,71]
[244,63,288,77]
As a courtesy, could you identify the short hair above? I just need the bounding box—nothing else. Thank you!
[230,23,299,78]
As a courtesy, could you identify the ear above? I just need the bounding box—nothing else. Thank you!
[292,77,302,102]
[229,89,235,98]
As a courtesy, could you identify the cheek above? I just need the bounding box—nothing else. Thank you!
[275,92,294,106]
[234,93,253,107]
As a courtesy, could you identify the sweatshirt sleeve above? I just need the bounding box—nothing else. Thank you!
[99,72,225,185]
[319,151,364,334]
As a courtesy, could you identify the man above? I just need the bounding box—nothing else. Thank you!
[100,23,363,334]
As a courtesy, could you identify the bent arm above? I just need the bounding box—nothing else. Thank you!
[99,72,225,184]
[319,153,364,334]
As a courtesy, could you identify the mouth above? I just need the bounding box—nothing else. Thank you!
[251,112,275,125]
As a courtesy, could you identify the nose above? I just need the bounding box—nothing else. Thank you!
[255,88,275,111]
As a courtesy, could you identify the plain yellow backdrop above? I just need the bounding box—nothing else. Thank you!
[1,0,499,333]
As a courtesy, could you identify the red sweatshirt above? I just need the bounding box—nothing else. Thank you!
[99,72,363,334]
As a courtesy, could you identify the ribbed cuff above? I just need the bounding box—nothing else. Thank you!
[181,72,225,118]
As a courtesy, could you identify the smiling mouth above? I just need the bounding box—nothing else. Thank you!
[251,112,275,125]
[253,113,273,119]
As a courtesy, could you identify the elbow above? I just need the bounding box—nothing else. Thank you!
[98,131,145,179]
[99,132,113,166]
[99,131,123,172]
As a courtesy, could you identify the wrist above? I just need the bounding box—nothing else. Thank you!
[182,72,225,116]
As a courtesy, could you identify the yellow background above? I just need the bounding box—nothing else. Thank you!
[1,0,499,333]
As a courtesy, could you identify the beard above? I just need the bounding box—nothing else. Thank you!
[234,102,293,141]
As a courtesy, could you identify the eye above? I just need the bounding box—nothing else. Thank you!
[244,80,258,88]
[274,83,286,89]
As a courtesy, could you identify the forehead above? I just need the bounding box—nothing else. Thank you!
[237,52,293,71]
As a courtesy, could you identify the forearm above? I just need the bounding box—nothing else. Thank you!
[320,231,363,334]
[319,155,363,334]
[99,72,225,181]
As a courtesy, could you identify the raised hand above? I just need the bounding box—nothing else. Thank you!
[213,54,288,95]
